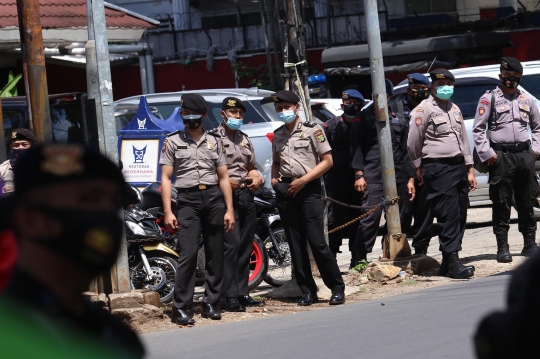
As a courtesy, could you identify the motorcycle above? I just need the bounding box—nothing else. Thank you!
[137,182,271,290]
[254,188,291,287]
[124,185,179,303]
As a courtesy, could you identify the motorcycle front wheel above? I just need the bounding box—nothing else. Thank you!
[263,227,292,287]
[248,235,269,291]
[130,252,177,303]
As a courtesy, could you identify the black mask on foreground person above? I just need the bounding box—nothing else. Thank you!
[183,114,203,129]
[343,103,362,117]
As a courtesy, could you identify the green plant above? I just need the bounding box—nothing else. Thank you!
[233,61,281,92]
[352,259,369,273]
[1,71,22,97]
[403,279,418,286]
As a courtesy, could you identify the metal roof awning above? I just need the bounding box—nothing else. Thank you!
[321,32,513,70]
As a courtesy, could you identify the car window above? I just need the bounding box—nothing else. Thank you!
[3,110,23,155]
[50,101,84,143]
[311,105,335,123]
[453,84,496,118]
[519,74,540,100]
[256,100,280,122]
[150,103,179,119]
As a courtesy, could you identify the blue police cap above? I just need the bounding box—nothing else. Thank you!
[342,89,365,102]
[385,79,394,96]
[407,73,430,86]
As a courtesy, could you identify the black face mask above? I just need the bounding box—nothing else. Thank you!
[35,207,123,273]
[13,148,31,158]
[411,88,429,101]
[343,103,361,117]
[501,76,521,89]
[183,114,203,129]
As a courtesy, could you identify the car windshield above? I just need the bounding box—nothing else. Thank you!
[50,100,84,143]
[519,74,540,99]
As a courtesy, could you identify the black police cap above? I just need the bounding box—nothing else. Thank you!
[14,144,126,198]
[429,68,455,82]
[500,57,523,73]
[11,128,37,143]
[222,97,247,112]
[180,93,209,114]
[271,90,300,104]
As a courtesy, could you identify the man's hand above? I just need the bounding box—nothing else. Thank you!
[288,177,307,197]
[229,178,240,191]
[487,153,498,166]
[416,167,424,186]
[247,175,263,193]
[271,177,282,187]
[407,178,416,201]
[468,167,477,192]
[224,210,235,233]
[164,212,178,230]
[354,177,367,193]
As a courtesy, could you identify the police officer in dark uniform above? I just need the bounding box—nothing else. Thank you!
[408,68,477,279]
[1,143,144,358]
[323,89,365,266]
[473,57,540,262]
[160,93,235,325]
[0,129,38,194]
[389,73,435,254]
[271,90,345,306]
[214,97,263,312]
[351,80,416,264]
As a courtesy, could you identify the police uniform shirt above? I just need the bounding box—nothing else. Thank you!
[0,160,14,193]
[160,129,226,188]
[473,87,540,162]
[215,124,256,182]
[407,94,473,168]
[273,121,331,178]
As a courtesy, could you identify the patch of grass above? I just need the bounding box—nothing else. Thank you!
[402,279,418,286]
[352,259,369,273]
[253,296,262,301]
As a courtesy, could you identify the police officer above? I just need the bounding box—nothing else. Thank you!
[473,57,540,263]
[390,73,435,254]
[1,143,144,358]
[351,79,415,264]
[407,68,477,279]
[0,129,38,194]
[271,90,345,306]
[323,89,365,266]
[214,97,263,312]
[160,93,235,325]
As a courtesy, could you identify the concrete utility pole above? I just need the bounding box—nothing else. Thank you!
[363,0,410,259]
[86,0,131,293]
[16,0,52,142]
[260,0,276,89]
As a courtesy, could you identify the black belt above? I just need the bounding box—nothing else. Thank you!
[280,177,300,183]
[423,157,464,165]
[491,141,530,153]
[177,184,216,193]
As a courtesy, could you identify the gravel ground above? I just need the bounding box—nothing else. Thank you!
[131,206,531,333]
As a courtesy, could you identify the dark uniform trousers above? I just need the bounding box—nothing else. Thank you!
[274,179,345,294]
[353,182,412,254]
[325,174,361,255]
[489,148,538,236]
[222,188,256,298]
[173,186,225,309]
[410,178,436,249]
[421,159,469,254]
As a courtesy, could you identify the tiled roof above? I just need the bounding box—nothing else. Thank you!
[0,0,156,29]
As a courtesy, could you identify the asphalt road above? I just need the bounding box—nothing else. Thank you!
[141,274,511,359]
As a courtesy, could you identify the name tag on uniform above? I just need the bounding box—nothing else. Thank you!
[223,144,230,148]
[177,145,187,149]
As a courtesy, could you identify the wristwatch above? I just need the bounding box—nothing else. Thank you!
[355,173,364,181]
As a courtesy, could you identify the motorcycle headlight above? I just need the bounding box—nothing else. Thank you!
[126,220,146,236]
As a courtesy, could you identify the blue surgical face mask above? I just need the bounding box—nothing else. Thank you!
[278,110,297,124]
[225,117,243,130]
[436,85,454,100]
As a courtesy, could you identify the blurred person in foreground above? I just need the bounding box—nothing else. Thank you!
[0,143,144,358]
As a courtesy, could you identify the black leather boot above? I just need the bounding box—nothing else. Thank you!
[438,253,475,276]
[414,245,428,255]
[447,252,474,279]
[521,232,538,257]
[496,234,512,263]
[349,251,358,269]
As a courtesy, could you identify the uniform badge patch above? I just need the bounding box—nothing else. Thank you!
[11,131,16,139]
[300,131,306,139]
[4,186,12,192]
[416,108,424,113]
[480,99,489,106]
[241,140,248,148]
[227,99,236,107]
[207,142,214,150]
[415,117,422,126]
[314,129,326,143]
[479,107,486,116]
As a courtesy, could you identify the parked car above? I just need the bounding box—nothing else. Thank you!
[392,61,540,206]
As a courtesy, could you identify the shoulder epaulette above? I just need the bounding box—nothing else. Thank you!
[238,129,248,137]
[275,124,285,132]
[207,129,221,137]
[166,130,180,137]
[303,121,317,128]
